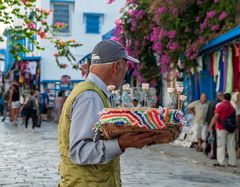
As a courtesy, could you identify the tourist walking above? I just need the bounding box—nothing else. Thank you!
[188,93,209,152]
[41,88,50,121]
[205,93,224,159]
[20,86,30,125]
[55,91,64,123]
[0,92,4,116]
[208,93,237,167]
[23,90,38,133]
[8,83,20,125]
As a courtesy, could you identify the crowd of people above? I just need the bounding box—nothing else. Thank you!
[0,82,65,132]
[187,92,240,167]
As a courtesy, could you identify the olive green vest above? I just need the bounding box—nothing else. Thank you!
[58,81,121,187]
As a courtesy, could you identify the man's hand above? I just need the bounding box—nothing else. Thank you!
[208,126,212,133]
[118,131,160,151]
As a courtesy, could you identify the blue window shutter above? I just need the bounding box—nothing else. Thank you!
[53,3,70,33]
[85,14,101,34]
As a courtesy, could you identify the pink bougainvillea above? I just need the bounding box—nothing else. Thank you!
[109,0,239,81]
[106,0,115,4]
[219,11,228,20]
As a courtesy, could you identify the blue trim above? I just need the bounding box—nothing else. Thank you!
[22,56,41,61]
[200,25,240,53]
[51,0,74,2]
[79,53,91,64]
[84,13,104,17]
[102,29,115,40]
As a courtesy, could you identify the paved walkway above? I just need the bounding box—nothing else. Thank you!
[148,143,240,175]
[0,119,240,187]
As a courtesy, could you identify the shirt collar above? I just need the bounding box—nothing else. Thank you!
[86,72,111,98]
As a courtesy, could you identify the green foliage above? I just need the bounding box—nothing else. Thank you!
[0,0,82,69]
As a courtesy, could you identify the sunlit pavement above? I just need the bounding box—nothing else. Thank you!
[0,119,240,187]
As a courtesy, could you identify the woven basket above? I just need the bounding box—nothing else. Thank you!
[99,123,182,144]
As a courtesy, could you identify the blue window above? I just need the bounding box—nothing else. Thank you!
[52,3,71,33]
[84,13,103,34]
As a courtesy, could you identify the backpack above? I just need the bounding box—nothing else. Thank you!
[37,93,44,105]
[219,110,236,133]
[23,99,34,110]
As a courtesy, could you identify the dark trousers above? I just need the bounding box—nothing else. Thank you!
[205,130,217,159]
[25,109,37,129]
[0,104,4,115]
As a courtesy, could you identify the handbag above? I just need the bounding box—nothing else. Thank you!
[219,110,236,133]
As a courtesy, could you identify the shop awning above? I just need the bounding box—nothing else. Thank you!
[200,25,240,54]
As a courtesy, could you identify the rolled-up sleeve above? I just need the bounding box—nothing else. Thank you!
[69,91,123,165]
[188,101,197,109]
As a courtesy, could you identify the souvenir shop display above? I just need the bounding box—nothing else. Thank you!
[12,61,40,90]
[144,88,157,107]
[167,87,176,109]
[94,107,187,144]
[184,41,240,102]
[112,83,157,108]
[131,87,142,104]
[121,84,131,107]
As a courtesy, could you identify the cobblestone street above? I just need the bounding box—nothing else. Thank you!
[0,119,240,187]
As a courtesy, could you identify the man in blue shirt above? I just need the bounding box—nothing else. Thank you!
[69,40,160,164]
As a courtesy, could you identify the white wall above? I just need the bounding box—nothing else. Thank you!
[40,0,125,81]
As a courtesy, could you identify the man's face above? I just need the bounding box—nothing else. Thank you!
[133,101,138,107]
[218,94,224,101]
[200,94,207,104]
[113,59,128,89]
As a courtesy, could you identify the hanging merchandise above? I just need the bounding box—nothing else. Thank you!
[226,47,233,93]
[213,51,219,82]
[223,47,228,92]
[210,53,214,76]
[232,44,240,91]
[28,61,37,75]
[216,51,224,93]
[196,56,203,72]
[20,61,29,85]
[186,26,240,104]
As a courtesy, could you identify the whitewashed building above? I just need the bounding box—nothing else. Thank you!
[39,0,124,93]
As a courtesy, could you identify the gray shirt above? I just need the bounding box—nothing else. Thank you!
[69,73,123,165]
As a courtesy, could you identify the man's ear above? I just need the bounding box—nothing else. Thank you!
[112,62,120,75]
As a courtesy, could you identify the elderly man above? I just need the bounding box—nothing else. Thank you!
[188,93,209,152]
[58,40,160,186]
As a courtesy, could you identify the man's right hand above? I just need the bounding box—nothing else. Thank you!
[118,131,160,151]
